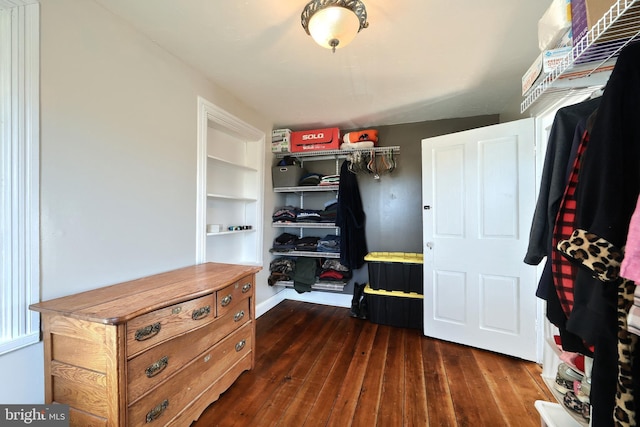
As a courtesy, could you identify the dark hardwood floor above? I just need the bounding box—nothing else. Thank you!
[192,299,554,427]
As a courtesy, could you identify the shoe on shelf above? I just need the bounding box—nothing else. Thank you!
[563,391,590,420]
[557,362,584,382]
[574,377,591,403]
[553,374,574,395]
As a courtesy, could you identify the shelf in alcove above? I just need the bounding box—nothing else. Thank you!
[207,229,256,237]
[207,155,258,172]
[206,193,258,202]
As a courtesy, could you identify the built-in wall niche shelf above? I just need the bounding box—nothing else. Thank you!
[207,229,256,237]
[521,0,640,114]
[196,97,265,266]
[275,280,346,292]
[207,193,259,202]
[208,154,259,172]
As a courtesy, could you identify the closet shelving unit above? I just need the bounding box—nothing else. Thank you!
[524,1,640,425]
[271,146,400,292]
[521,0,640,114]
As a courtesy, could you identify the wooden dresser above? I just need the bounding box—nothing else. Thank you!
[29,262,261,427]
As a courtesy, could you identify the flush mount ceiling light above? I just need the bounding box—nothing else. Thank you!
[301,0,369,53]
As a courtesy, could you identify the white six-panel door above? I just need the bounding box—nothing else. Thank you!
[421,118,538,361]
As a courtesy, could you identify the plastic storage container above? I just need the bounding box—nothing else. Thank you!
[364,285,423,330]
[272,165,306,188]
[365,252,424,293]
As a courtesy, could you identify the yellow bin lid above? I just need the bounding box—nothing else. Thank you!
[363,284,423,299]
[364,252,423,264]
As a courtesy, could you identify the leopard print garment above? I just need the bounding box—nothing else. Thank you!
[558,228,637,427]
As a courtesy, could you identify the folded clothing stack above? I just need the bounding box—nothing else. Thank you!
[272,206,298,223]
[267,257,352,291]
[271,233,298,251]
[295,236,320,252]
[319,201,338,223]
[318,259,352,282]
[270,233,319,252]
[299,173,323,186]
[270,233,342,254]
[296,209,322,223]
[268,257,296,286]
[319,175,340,186]
[272,203,338,224]
[317,235,340,253]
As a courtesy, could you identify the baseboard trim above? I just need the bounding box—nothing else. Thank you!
[255,291,287,318]
[280,288,351,308]
[255,289,351,318]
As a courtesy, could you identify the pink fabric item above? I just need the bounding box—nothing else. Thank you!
[621,195,640,282]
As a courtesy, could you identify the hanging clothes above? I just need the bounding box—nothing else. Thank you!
[558,230,637,427]
[525,97,600,355]
[572,42,640,251]
[336,159,368,270]
[551,125,590,322]
[524,97,601,266]
[555,42,640,427]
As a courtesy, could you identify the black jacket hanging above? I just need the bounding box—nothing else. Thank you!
[336,160,368,269]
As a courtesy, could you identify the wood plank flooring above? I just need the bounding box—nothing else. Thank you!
[192,300,555,427]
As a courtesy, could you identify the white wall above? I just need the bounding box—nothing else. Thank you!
[0,0,280,403]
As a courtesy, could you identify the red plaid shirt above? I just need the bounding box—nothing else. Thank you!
[551,129,589,318]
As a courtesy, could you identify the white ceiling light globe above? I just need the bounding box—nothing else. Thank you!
[308,6,360,51]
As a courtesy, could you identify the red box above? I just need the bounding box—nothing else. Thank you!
[290,127,340,152]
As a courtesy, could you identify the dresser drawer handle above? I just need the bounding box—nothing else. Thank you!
[235,339,246,352]
[191,305,211,320]
[221,295,232,307]
[242,283,252,293]
[145,356,169,378]
[135,322,161,341]
[234,310,245,322]
[146,399,169,423]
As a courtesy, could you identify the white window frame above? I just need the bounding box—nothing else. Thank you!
[0,0,40,355]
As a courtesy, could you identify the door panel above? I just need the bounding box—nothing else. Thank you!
[422,118,537,361]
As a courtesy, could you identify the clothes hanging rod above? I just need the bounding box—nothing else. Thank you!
[274,146,400,159]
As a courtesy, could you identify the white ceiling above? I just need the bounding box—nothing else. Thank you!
[93,0,549,130]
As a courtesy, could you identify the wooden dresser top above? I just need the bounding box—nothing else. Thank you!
[29,262,261,325]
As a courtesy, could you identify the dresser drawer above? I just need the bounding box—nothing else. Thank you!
[127,299,251,403]
[126,293,216,357]
[127,322,253,427]
[217,274,254,317]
